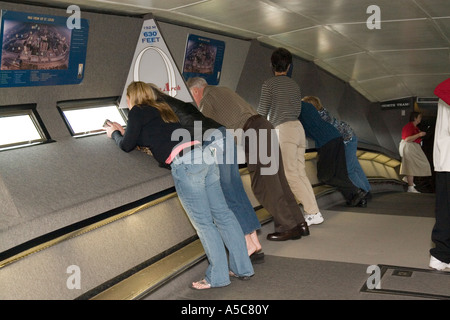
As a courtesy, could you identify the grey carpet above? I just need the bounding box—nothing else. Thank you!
[145,191,444,301]
[328,192,436,218]
[149,255,441,300]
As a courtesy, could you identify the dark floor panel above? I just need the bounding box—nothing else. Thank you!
[361,265,450,299]
[328,192,436,218]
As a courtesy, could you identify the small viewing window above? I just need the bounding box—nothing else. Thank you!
[0,104,51,151]
[58,97,127,138]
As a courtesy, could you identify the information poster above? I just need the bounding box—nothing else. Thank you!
[0,10,89,87]
[182,34,225,85]
[120,16,193,109]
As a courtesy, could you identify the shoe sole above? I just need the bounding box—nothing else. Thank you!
[306,219,324,226]
[429,265,449,271]
[229,271,253,280]
[266,235,302,241]
[307,220,324,226]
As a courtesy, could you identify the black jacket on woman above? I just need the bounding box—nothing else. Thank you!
[157,92,224,141]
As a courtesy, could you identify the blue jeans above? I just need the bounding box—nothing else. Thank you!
[345,136,371,192]
[203,126,261,235]
[171,144,254,287]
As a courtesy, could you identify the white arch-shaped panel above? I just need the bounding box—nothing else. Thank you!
[133,46,177,98]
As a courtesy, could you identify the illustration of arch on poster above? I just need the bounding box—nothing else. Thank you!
[119,15,193,109]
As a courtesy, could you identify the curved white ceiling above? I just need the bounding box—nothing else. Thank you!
[19,0,450,102]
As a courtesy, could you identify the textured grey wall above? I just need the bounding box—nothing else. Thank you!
[0,2,252,254]
[158,21,251,92]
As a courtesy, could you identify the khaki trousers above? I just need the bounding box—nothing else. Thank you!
[276,120,319,215]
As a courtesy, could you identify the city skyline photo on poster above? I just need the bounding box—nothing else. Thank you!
[182,34,225,86]
[0,10,88,87]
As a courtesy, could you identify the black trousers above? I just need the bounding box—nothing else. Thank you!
[430,171,450,263]
[317,137,360,201]
[243,115,305,233]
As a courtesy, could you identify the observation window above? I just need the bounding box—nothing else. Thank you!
[58,97,127,137]
[0,104,51,151]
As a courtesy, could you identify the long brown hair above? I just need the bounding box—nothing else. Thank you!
[126,81,179,123]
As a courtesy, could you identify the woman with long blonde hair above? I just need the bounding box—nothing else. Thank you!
[126,81,179,123]
[105,81,254,290]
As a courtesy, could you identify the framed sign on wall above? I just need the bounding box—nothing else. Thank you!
[182,33,225,86]
[0,10,89,87]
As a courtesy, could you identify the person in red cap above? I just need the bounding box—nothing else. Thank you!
[429,78,450,271]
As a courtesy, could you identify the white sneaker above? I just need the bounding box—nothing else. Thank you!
[304,212,324,226]
[429,256,450,271]
[407,186,420,193]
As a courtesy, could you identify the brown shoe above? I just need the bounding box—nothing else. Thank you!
[298,222,310,236]
[267,226,302,241]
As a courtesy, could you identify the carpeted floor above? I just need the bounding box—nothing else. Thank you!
[195,257,425,300]
[148,254,449,301]
[327,191,436,217]
[146,191,449,301]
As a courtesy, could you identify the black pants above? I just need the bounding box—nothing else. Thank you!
[430,171,450,263]
[317,137,360,201]
[243,115,305,232]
